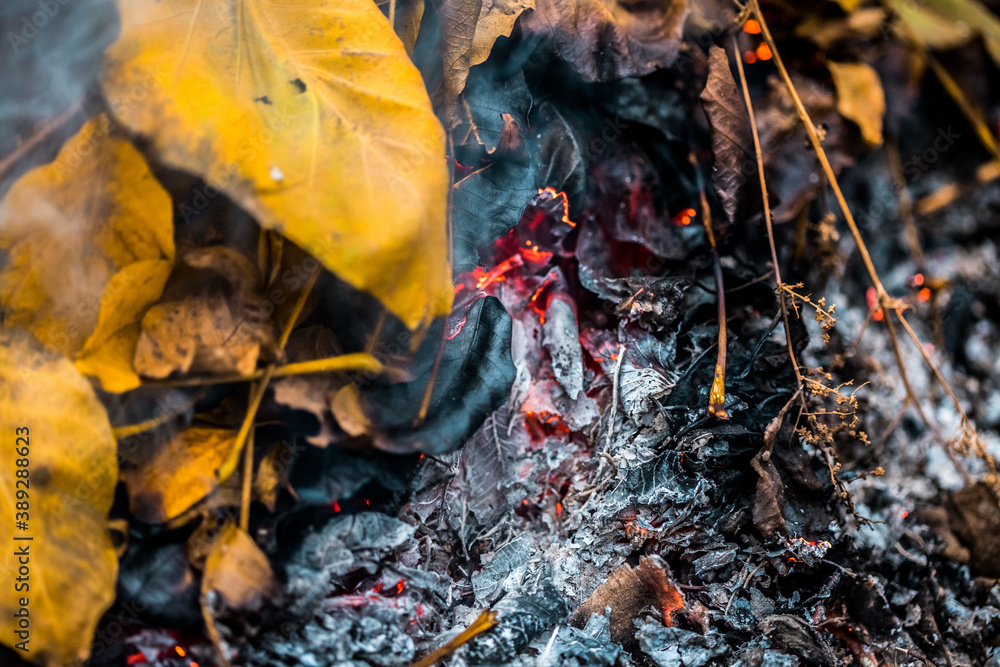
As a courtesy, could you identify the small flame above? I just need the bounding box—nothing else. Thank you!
[756,43,772,61]
[175,647,186,658]
[744,18,761,34]
[474,255,523,288]
[555,502,563,517]
[395,579,406,594]
[537,187,576,227]
[522,244,553,263]
[918,288,931,302]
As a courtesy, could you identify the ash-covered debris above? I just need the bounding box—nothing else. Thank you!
[463,580,569,664]
[210,21,1000,667]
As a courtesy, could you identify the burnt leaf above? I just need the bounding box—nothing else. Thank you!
[519,0,689,82]
[471,533,535,601]
[365,296,516,454]
[759,615,839,667]
[446,405,520,531]
[465,580,568,663]
[638,620,727,667]
[452,68,537,272]
[751,454,788,539]
[945,482,1000,577]
[699,45,758,228]
[533,101,587,204]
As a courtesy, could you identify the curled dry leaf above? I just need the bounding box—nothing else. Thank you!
[0,329,118,665]
[0,115,174,392]
[203,523,277,612]
[101,0,451,330]
[134,247,279,379]
[519,0,689,82]
[700,45,757,227]
[439,0,535,126]
[120,426,240,524]
[828,61,885,147]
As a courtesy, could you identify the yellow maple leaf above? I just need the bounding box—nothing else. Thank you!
[0,115,175,393]
[0,329,118,666]
[101,0,452,330]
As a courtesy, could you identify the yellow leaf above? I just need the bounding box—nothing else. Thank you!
[120,426,242,524]
[887,0,1000,65]
[202,523,277,611]
[0,329,118,666]
[101,0,452,330]
[832,0,863,12]
[76,259,174,392]
[828,61,886,146]
[0,115,175,392]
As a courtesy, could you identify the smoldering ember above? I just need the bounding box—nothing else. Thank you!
[2,0,1000,666]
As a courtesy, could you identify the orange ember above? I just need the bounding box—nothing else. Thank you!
[743,50,757,65]
[536,187,576,227]
[446,316,468,340]
[522,244,554,263]
[756,43,773,61]
[744,18,761,34]
[673,207,696,226]
[175,647,186,657]
[866,287,884,321]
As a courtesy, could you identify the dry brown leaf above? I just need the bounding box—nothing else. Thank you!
[440,0,534,125]
[520,0,688,82]
[0,115,174,392]
[202,523,277,611]
[828,61,886,147]
[700,45,757,227]
[120,426,241,523]
[568,555,683,644]
[101,0,451,330]
[0,329,118,665]
[134,248,278,379]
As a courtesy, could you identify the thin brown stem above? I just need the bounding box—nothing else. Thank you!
[732,33,804,390]
[218,266,320,485]
[409,610,498,667]
[696,177,729,420]
[750,0,993,491]
[0,94,87,183]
